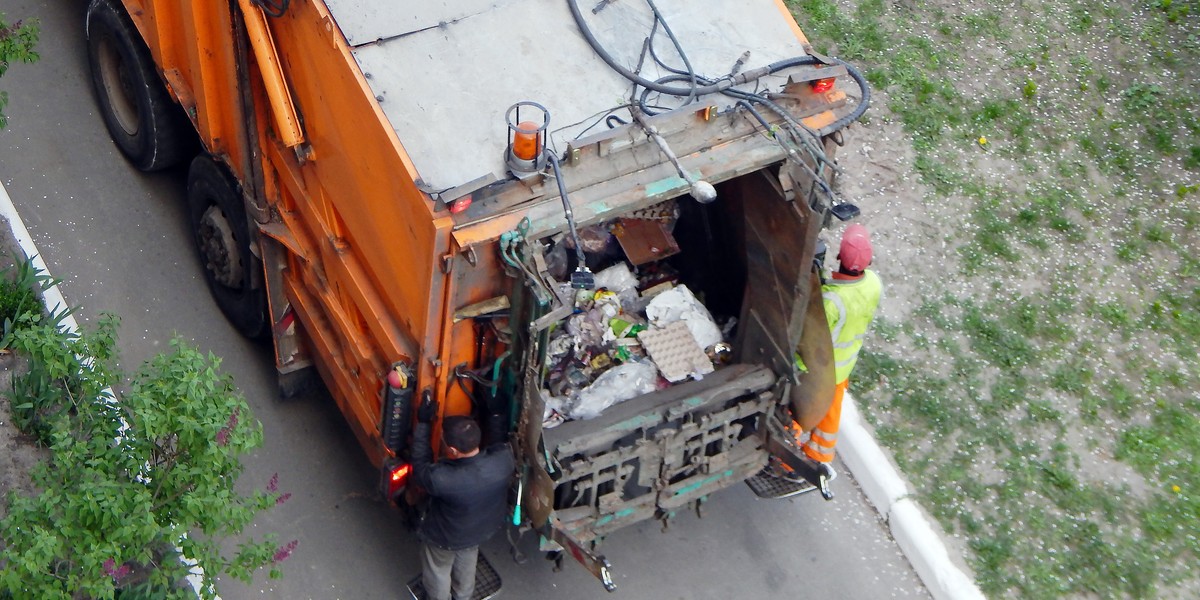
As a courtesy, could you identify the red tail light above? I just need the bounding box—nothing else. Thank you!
[811,78,836,93]
[449,195,473,214]
[388,462,411,499]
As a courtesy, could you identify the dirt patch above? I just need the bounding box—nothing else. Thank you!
[0,214,49,533]
[0,352,46,525]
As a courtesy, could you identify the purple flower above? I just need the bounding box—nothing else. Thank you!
[267,473,279,493]
[103,558,132,582]
[216,408,242,447]
[275,492,292,506]
[273,539,299,563]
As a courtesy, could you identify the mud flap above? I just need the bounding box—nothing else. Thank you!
[406,550,502,600]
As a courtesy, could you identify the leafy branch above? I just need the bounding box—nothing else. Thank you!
[1,311,294,599]
[0,13,39,129]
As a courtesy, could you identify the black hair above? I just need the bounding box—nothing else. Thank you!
[442,416,481,453]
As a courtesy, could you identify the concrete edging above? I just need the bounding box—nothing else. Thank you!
[840,393,987,600]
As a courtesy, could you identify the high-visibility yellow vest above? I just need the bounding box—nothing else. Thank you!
[822,270,882,383]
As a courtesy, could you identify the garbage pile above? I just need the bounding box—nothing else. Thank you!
[541,261,734,427]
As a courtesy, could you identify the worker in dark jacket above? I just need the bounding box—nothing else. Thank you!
[412,394,514,600]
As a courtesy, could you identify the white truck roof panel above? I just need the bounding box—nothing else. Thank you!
[325,0,813,192]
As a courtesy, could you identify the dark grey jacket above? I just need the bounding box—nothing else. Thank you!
[412,416,515,551]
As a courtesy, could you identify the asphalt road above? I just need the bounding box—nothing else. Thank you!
[0,1,929,598]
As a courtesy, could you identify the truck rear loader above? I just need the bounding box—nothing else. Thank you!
[84,0,870,591]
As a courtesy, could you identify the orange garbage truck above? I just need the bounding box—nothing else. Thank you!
[85,0,869,590]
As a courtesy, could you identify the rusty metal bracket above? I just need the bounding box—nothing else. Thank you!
[758,165,796,204]
[542,518,617,592]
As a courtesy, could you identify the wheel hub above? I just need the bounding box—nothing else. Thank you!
[97,36,140,137]
[197,205,244,288]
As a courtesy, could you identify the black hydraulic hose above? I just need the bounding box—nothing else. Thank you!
[828,58,871,132]
[637,55,870,137]
[568,0,821,96]
[722,87,841,196]
[647,72,828,164]
[736,99,775,134]
[605,114,629,128]
[729,63,868,142]
[545,152,588,268]
[569,0,871,132]
[730,58,872,136]
[646,71,838,189]
[644,0,698,103]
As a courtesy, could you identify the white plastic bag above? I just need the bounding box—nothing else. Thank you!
[644,284,723,350]
[593,262,638,294]
[567,360,659,420]
[542,390,568,428]
[594,262,640,310]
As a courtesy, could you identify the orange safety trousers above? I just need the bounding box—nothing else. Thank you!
[799,379,850,463]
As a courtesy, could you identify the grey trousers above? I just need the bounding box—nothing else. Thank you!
[420,542,478,600]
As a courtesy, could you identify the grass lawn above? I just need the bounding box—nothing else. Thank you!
[787,0,1199,597]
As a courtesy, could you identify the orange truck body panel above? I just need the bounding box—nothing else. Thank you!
[124,0,452,467]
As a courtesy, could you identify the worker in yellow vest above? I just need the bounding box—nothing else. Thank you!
[798,223,882,481]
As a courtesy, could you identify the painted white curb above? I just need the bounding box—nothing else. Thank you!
[840,394,987,600]
[0,182,214,599]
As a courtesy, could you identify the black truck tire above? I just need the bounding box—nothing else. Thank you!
[86,0,194,171]
[186,155,269,339]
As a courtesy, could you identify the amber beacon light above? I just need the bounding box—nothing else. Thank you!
[504,101,550,177]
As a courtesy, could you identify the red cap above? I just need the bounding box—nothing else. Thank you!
[838,224,873,272]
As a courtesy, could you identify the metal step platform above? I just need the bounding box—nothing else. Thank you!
[746,468,818,499]
[407,550,502,600]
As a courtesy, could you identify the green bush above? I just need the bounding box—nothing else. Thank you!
[0,314,292,599]
[0,253,53,334]
[0,14,40,129]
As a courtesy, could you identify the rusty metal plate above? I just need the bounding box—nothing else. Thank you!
[612,218,681,265]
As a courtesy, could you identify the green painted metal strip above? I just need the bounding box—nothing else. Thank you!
[645,170,701,198]
[595,507,637,527]
[673,469,735,496]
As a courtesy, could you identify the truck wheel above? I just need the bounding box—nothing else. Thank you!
[187,155,269,339]
[86,0,194,171]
